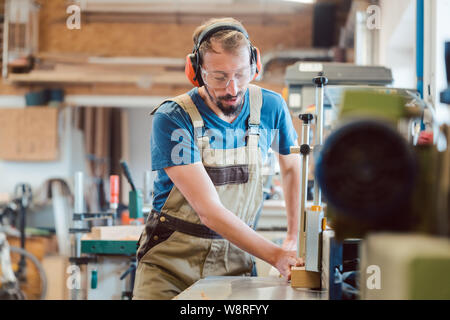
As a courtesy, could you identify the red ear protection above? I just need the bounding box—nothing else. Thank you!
[252,46,262,81]
[185,54,201,87]
[185,23,262,87]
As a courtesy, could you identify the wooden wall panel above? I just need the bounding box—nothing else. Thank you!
[0,107,59,161]
[38,0,313,58]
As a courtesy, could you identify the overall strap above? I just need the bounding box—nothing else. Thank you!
[150,94,209,149]
[248,84,262,127]
[247,85,263,163]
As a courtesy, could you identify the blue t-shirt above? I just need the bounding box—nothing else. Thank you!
[150,86,298,211]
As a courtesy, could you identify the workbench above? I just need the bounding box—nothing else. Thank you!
[174,276,327,300]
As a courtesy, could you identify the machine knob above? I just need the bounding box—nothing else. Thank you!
[313,72,329,87]
[299,113,314,124]
[300,144,311,155]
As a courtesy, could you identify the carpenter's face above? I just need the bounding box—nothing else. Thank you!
[201,41,253,116]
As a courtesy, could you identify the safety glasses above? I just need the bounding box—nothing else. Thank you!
[200,65,255,89]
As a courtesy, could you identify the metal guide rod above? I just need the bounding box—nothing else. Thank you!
[313,74,328,207]
[297,114,313,259]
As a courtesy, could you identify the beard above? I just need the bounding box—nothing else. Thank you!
[205,87,245,117]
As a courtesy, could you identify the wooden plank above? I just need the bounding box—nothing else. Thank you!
[7,70,283,95]
[41,255,69,300]
[36,52,91,64]
[8,71,144,84]
[8,70,190,86]
[83,1,309,15]
[102,108,111,177]
[94,107,105,165]
[82,225,144,241]
[83,107,94,175]
[87,56,185,66]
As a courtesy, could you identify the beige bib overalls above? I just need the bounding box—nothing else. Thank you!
[133,85,264,300]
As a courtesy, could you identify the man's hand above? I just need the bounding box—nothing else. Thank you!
[273,248,304,280]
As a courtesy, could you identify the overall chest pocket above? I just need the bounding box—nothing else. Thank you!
[204,165,249,186]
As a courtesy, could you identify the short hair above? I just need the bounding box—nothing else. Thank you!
[192,17,251,64]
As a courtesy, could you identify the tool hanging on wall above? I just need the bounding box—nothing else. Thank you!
[119,257,137,300]
[109,175,119,226]
[120,161,143,224]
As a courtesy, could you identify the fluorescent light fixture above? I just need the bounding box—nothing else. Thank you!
[282,0,315,3]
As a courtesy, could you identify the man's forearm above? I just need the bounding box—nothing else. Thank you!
[164,162,286,269]
[197,201,281,267]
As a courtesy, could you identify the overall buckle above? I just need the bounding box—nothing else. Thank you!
[248,124,260,136]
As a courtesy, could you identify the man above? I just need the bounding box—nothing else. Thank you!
[133,17,303,300]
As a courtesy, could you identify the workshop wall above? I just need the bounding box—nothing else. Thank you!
[378,0,416,89]
[0,0,349,196]
[0,0,317,195]
[127,108,153,192]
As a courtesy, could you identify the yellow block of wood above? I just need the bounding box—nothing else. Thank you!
[290,267,321,289]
